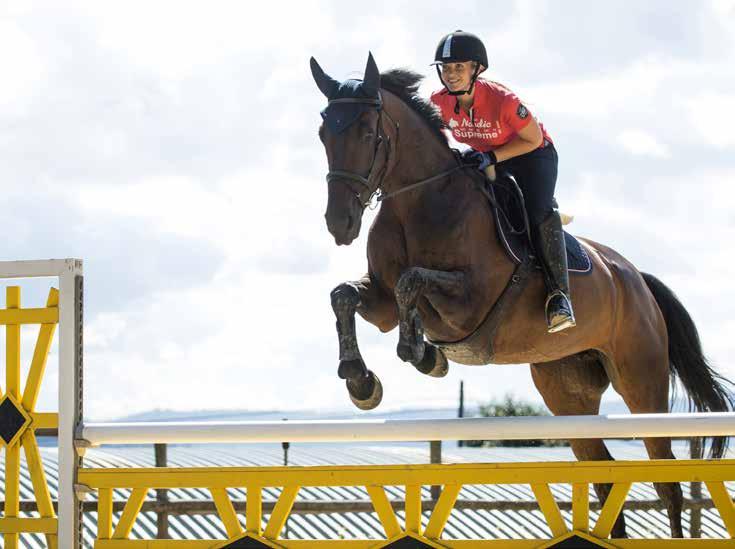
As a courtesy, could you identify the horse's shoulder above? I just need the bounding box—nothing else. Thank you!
[366,206,406,273]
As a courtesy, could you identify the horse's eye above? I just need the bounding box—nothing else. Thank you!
[363,132,374,141]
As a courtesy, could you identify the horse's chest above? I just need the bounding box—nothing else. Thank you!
[404,208,468,255]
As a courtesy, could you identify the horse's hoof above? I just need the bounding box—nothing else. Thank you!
[347,370,383,410]
[338,358,367,380]
[414,345,449,378]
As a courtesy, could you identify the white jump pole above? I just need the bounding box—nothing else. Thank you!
[81,412,735,446]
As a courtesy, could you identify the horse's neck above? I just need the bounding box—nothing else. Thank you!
[387,125,453,188]
[380,99,511,277]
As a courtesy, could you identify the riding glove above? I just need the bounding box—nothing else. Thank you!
[462,149,498,170]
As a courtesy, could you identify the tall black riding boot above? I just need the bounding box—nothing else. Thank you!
[534,210,576,333]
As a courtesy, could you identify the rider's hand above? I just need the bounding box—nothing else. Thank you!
[462,149,497,170]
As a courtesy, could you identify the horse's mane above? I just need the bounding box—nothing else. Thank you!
[380,69,448,147]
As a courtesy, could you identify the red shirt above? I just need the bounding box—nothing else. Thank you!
[430,79,552,153]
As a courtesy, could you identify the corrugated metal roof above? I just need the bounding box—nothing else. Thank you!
[1,441,731,547]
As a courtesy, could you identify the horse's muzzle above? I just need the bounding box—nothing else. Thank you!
[326,211,361,245]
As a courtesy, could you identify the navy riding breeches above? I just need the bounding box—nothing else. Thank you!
[497,142,558,227]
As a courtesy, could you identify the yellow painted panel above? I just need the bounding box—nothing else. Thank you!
[0,517,57,534]
[2,533,18,549]
[21,430,56,517]
[89,538,735,547]
[0,307,59,326]
[263,485,300,539]
[112,488,148,539]
[6,287,21,397]
[530,483,567,537]
[98,488,113,540]
[209,488,243,538]
[30,412,58,429]
[5,445,20,515]
[705,481,735,538]
[424,484,461,539]
[592,482,631,539]
[246,485,262,536]
[22,288,59,411]
[572,483,589,533]
[78,459,735,489]
[366,485,401,539]
[404,484,422,535]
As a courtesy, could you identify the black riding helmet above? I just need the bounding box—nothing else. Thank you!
[431,30,488,96]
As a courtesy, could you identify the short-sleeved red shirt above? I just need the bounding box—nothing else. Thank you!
[430,79,552,153]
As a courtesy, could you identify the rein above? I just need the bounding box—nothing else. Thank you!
[325,94,473,208]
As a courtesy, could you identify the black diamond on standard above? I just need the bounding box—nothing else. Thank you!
[220,536,274,548]
[549,535,607,548]
[0,397,28,445]
[383,536,436,548]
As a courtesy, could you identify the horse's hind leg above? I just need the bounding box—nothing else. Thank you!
[331,274,398,410]
[394,267,462,375]
[603,336,684,538]
[531,352,628,539]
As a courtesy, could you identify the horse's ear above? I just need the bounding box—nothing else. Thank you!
[362,52,380,97]
[310,57,340,99]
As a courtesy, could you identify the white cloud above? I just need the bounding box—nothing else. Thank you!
[3,1,735,420]
[0,20,45,115]
[685,91,735,148]
[617,129,670,158]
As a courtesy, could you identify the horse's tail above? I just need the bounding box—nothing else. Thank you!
[641,272,734,459]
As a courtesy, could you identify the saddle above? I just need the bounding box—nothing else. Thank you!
[484,173,592,275]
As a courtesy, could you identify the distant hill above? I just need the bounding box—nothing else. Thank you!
[101,398,634,423]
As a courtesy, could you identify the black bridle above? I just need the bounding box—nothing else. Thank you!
[324,93,468,208]
[325,93,397,208]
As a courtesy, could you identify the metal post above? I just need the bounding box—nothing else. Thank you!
[689,437,703,538]
[155,444,169,539]
[458,380,465,447]
[282,438,290,538]
[430,440,442,501]
[58,260,84,548]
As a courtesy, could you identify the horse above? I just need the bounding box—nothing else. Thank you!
[311,53,734,538]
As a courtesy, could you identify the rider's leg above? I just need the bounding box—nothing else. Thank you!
[534,210,576,332]
[500,143,575,332]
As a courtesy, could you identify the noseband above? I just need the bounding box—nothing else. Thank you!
[325,94,398,208]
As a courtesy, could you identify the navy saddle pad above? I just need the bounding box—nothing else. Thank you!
[488,178,592,274]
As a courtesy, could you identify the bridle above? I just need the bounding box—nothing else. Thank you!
[324,93,468,208]
[325,93,397,208]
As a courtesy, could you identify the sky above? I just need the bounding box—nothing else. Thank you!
[1,0,734,421]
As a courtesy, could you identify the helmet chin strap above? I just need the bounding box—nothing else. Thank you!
[436,62,481,97]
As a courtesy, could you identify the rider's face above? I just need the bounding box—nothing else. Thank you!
[441,61,478,92]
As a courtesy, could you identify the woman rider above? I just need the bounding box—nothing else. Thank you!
[430,30,575,333]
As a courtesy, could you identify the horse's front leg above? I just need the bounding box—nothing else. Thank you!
[331,274,398,410]
[395,267,464,375]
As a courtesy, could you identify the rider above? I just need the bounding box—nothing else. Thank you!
[430,30,575,333]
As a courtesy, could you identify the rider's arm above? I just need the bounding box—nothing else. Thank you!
[493,117,543,162]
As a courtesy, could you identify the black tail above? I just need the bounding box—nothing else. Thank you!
[642,272,734,459]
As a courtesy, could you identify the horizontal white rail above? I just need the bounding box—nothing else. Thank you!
[0,258,81,278]
[80,412,735,446]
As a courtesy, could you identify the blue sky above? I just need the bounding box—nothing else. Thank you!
[1,1,734,420]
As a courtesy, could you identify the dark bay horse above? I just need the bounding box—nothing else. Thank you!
[311,53,733,538]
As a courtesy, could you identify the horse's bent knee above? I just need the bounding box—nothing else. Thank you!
[331,283,360,313]
[395,268,426,306]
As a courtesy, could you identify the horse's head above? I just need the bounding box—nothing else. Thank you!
[311,53,386,245]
